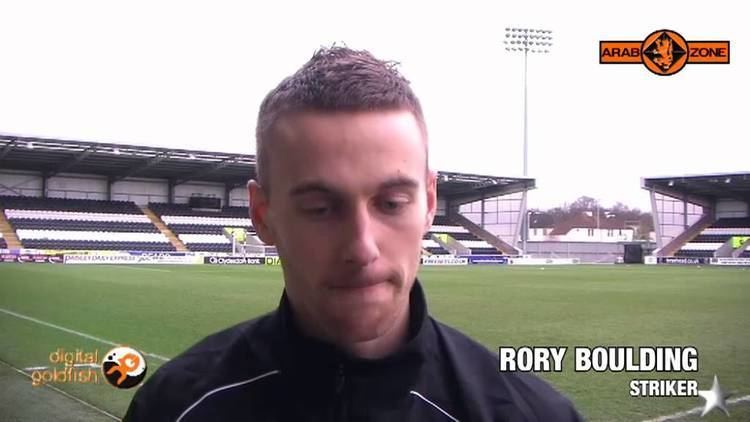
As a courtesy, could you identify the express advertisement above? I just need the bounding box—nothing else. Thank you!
[63,252,201,265]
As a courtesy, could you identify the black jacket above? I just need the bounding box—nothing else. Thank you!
[124,281,582,421]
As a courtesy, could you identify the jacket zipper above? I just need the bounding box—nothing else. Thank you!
[334,363,348,422]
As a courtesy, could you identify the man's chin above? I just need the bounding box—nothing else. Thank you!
[327,306,395,343]
[334,320,391,347]
[317,281,410,350]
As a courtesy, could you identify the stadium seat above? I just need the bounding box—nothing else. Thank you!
[428,215,501,255]
[675,217,750,258]
[0,196,171,251]
[149,203,255,253]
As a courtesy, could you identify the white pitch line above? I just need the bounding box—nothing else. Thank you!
[110,265,173,272]
[642,395,750,422]
[0,359,120,421]
[0,307,170,362]
[24,363,100,371]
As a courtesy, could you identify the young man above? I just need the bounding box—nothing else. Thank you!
[124,47,582,421]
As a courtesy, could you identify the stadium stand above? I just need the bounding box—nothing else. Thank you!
[675,217,750,258]
[149,203,255,253]
[0,207,21,249]
[429,215,500,255]
[422,233,448,255]
[643,173,750,261]
[0,135,532,256]
[711,217,750,229]
[0,196,173,251]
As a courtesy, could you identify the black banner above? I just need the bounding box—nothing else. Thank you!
[0,253,64,264]
[657,257,710,265]
[203,256,265,265]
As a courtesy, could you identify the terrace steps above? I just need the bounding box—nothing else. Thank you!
[0,206,22,249]
[141,206,188,252]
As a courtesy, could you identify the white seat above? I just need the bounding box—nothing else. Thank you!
[459,240,495,248]
[681,242,723,251]
[16,229,167,242]
[162,215,253,226]
[5,209,150,223]
[178,234,231,244]
[422,239,439,248]
[703,228,750,235]
[429,224,469,234]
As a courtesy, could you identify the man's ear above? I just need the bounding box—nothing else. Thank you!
[248,180,276,245]
[424,170,437,234]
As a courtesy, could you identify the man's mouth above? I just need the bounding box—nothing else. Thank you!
[329,277,388,290]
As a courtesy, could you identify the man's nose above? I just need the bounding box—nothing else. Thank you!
[342,205,380,266]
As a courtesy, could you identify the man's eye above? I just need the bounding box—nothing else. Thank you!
[383,201,402,210]
[301,206,330,216]
[379,197,410,213]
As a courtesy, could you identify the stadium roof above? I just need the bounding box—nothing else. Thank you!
[642,172,750,206]
[0,134,533,203]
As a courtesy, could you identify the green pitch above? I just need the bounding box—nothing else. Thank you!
[1,264,748,421]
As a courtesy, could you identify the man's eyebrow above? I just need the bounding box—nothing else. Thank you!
[379,176,419,191]
[288,176,419,197]
[288,182,339,197]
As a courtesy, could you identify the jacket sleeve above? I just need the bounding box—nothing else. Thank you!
[507,372,584,421]
[122,388,147,422]
[122,366,182,422]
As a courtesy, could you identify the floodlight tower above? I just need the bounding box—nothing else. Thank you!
[504,27,553,255]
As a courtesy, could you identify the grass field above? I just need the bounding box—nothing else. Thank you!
[1,264,749,421]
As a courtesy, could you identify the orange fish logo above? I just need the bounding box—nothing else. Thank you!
[102,347,147,389]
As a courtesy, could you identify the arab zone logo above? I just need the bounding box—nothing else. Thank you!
[102,346,147,389]
[641,30,689,76]
[600,29,730,76]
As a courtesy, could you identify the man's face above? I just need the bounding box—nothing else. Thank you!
[249,110,436,347]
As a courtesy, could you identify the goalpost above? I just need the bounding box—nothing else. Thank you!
[224,227,272,256]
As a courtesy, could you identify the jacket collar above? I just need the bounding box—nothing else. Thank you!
[275,280,431,404]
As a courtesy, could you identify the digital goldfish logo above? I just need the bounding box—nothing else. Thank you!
[101,346,147,389]
[600,29,729,76]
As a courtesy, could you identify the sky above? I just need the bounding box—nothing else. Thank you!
[1,0,747,211]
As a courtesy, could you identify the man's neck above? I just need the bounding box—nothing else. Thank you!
[342,303,410,359]
[291,298,412,360]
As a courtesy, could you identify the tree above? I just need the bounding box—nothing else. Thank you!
[612,202,630,214]
[635,213,655,240]
[547,206,568,223]
[538,198,655,242]
[570,196,599,212]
